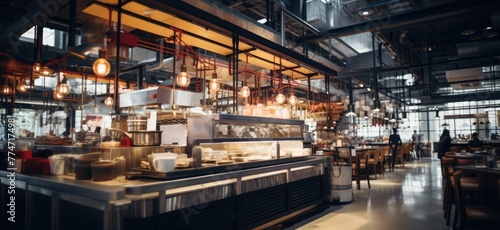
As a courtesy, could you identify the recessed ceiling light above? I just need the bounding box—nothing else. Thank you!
[257,18,267,24]
[461,29,475,36]
[358,9,372,16]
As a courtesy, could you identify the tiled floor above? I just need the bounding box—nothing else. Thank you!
[288,154,452,230]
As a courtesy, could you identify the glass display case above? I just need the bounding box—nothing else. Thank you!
[187,114,304,154]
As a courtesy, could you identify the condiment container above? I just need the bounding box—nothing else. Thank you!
[91,161,117,181]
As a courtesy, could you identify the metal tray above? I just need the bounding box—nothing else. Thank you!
[132,156,310,180]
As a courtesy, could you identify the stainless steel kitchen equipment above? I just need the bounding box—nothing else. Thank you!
[187,114,304,155]
[119,87,202,108]
[107,128,162,146]
[127,115,148,131]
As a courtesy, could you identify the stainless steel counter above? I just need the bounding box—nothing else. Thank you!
[0,156,328,229]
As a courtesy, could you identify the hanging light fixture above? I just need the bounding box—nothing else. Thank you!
[55,73,70,96]
[288,93,298,105]
[240,59,251,99]
[53,90,64,100]
[176,47,191,87]
[40,66,53,76]
[92,50,111,77]
[390,113,396,122]
[435,110,440,119]
[384,112,389,120]
[1,83,12,95]
[240,82,251,98]
[275,92,286,104]
[33,62,41,73]
[104,74,114,106]
[16,78,27,93]
[346,104,356,116]
[363,111,369,119]
[372,98,380,112]
[209,60,220,92]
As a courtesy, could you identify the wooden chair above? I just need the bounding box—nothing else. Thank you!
[441,159,480,226]
[449,146,463,153]
[467,146,483,152]
[451,171,500,229]
[366,149,381,178]
[445,151,456,157]
[350,149,371,189]
[395,144,408,168]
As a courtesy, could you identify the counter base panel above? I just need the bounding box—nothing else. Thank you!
[124,175,327,230]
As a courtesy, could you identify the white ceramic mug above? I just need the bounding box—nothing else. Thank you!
[49,155,65,175]
[152,156,176,172]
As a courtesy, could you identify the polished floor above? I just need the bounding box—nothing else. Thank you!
[288,153,452,230]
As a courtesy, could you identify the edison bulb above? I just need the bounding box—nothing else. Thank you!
[104,96,114,106]
[53,91,64,100]
[275,93,286,104]
[209,78,220,91]
[288,95,298,105]
[33,62,41,72]
[17,82,27,93]
[56,83,70,96]
[176,72,190,87]
[240,86,250,98]
[1,84,12,95]
[40,66,52,76]
[92,58,111,76]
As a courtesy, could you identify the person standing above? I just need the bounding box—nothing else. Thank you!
[389,128,402,171]
[412,130,424,159]
[438,129,452,159]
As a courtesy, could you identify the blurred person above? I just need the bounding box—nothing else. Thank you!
[412,130,424,159]
[438,129,452,159]
[389,128,402,171]
[468,132,484,148]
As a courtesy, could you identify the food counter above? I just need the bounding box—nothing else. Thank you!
[0,156,329,230]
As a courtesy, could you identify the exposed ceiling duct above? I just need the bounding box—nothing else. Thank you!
[445,67,483,90]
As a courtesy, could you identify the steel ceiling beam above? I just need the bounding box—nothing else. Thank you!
[308,0,484,42]
[136,0,337,77]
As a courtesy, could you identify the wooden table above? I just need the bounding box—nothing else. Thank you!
[454,165,500,204]
[447,153,486,165]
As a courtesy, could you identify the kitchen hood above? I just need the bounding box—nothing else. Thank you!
[119,87,202,108]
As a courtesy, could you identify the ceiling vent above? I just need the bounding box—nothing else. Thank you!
[445,67,483,90]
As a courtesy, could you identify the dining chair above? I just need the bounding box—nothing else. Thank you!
[441,158,480,226]
[366,149,381,179]
[445,151,456,157]
[395,144,407,168]
[451,170,500,229]
[351,150,371,189]
[449,146,463,153]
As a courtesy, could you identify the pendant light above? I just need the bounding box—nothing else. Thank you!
[240,82,251,98]
[53,90,64,100]
[104,74,114,106]
[209,59,220,92]
[363,110,369,119]
[16,78,27,93]
[1,83,12,95]
[92,49,111,77]
[288,73,298,106]
[288,93,298,105]
[55,73,70,96]
[176,47,191,87]
[390,112,396,122]
[384,112,389,120]
[275,92,286,104]
[435,110,440,119]
[240,57,250,99]
[33,62,41,73]
[40,66,53,76]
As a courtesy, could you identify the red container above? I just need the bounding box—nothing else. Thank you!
[24,158,50,175]
[18,150,32,159]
